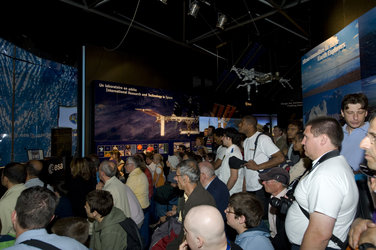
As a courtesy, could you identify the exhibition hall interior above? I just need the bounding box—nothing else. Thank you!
[1,0,376,249]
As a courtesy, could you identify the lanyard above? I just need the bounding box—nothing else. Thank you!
[311,150,340,171]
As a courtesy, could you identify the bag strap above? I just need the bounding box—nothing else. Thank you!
[253,133,263,160]
[297,204,346,249]
[119,218,143,249]
[21,239,61,250]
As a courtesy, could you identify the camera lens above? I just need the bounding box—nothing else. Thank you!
[270,197,281,208]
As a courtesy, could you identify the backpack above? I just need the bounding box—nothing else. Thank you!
[149,216,181,250]
[119,217,143,250]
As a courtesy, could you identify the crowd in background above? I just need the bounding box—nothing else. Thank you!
[1,93,375,250]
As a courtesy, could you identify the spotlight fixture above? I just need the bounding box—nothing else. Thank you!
[216,13,227,29]
[188,1,200,18]
[159,0,167,4]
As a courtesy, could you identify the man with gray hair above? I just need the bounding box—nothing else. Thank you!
[199,161,229,221]
[166,160,216,250]
[97,160,144,227]
[285,116,358,250]
[124,156,150,247]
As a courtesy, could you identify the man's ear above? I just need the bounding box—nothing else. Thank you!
[238,215,246,225]
[320,134,329,146]
[197,236,204,248]
[11,210,17,224]
[11,210,18,230]
[2,175,8,186]
[340,110,344,118]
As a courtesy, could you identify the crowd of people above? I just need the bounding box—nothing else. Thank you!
[1,93,376,250]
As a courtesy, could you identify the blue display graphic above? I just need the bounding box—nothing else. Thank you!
[0,38,78,166]
[302,6,376,123]
[95,81,200,141]
[94,81,201,157]
[302,20,360,98]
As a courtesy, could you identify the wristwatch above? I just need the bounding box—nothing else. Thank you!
[359,242,376,250]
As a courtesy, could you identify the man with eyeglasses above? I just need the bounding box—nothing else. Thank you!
[260,167,291,250]
[166,160,216,250]
[349,112,376,250]
[340,93,369,176]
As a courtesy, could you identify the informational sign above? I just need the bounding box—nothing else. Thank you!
[94,80,201,158]
[302,6,376,123]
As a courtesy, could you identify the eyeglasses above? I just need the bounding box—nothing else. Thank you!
[225,207,236,214]
[360,164,376,178]
[365,132,376,145]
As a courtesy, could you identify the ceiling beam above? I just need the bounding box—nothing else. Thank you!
[188,0,311,44]
[265,0,310,37]
[58,0,226,60]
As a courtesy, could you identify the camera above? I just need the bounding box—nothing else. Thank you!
[269,188,295,215]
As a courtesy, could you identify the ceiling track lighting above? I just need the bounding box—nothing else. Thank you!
[216,13,227,30]
[188,1,200,18]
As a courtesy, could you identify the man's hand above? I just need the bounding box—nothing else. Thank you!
[166,210,177,217]
[244,160,259,170]
[179,240,189,250]
[359,227,376,247]
[96,182,104,190]
[349,218,376,249]
[370,178,376,192]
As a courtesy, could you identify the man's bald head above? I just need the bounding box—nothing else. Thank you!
[184,205,226,250]
[26,160,43,178]
[198,161,214,177]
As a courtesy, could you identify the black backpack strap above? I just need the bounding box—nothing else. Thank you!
[21,239,61,250]
[119,217,143,250]
[297,203,346,249]
[253,133,263,160]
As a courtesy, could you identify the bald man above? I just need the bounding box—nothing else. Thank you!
[179,205,241,250]
[199,161,229,221]
[25,160,53,191]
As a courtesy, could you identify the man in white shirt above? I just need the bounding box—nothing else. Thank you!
[238,115,284,205]
[285,116,358,250]
[213,128,226,175]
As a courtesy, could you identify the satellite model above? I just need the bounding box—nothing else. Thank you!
[231,66,293,101]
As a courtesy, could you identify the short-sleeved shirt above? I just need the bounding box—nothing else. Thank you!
[217,144,244,195]
[214,145,227,176]
[243,132,280,191]
[285,154,358,249]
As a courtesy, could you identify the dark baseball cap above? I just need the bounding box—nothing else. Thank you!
[259,167,289,185]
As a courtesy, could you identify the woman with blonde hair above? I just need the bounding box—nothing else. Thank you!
[152,153,165,188]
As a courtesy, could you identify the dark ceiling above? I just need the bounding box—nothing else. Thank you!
[0,0,357,116]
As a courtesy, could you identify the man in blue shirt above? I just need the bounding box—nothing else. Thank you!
[5,186,87,250]
[340,93,369,178]
[198,161,229,221]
